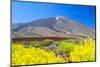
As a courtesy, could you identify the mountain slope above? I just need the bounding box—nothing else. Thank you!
[12,16,95,38]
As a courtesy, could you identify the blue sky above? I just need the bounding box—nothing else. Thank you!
[12,1,96,29]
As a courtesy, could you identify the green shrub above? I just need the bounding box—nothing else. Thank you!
[57,41,74,53]
[40,39,53,46]
[33,39,54,48]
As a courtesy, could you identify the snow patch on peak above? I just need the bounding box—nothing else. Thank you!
[56,16,65,20]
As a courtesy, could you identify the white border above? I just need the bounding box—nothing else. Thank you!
[19,0,96,5]
[0,0,10,67]
[0,0,100,67]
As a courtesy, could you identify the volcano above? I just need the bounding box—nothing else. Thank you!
[12,16,95,38]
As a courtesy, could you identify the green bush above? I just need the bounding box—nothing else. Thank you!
[57,41,74,53]
[40,39,53,46]
[33,39,54,48]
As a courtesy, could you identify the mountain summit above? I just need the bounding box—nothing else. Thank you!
[56,16,65,20]
[12,16,95,38]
